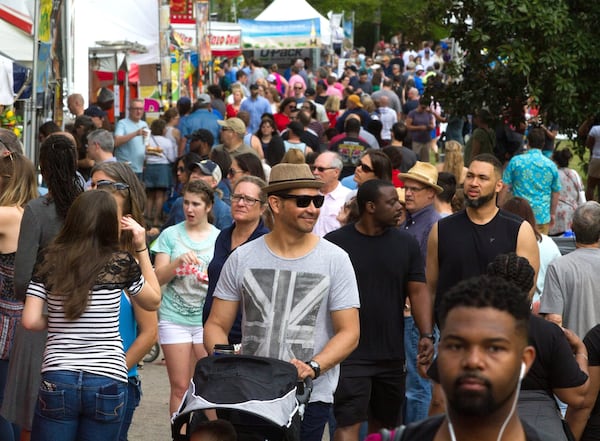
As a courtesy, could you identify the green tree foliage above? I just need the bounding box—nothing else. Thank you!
[429,0,600,140]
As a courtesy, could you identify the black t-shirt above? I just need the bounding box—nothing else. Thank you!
[582,325,600,440]
[522,315,588,393]
[329,135,370,177]
[325,224,425,360]
[401,414,543,440]
[436,209,522,321]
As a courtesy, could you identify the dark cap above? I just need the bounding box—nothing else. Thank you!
[84,105,106,118]
[249,84,260,90]
[304,87,316,96]
[189,159,222,184]
[177,96,191,106]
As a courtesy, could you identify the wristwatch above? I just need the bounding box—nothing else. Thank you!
[305,360,321,379]
[420,333,436,342]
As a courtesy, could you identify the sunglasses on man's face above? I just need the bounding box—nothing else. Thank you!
[275,193,325,208]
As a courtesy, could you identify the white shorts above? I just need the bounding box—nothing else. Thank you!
[158,320,204,345]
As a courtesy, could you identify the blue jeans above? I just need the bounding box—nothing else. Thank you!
[301,401,331,441]
[118,376,142,441]
[31,370,127,441]
[0,359,18,441]
[403,316,431,423]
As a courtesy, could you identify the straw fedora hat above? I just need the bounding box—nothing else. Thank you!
[264,163,324,194]
[398,162,443,193]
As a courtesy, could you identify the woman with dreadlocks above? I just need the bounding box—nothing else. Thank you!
[0,133,84,441]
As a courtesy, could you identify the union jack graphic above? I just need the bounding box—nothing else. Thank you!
[241,268,329,362]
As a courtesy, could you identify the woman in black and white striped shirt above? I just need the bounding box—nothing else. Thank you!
[22,190,160,441]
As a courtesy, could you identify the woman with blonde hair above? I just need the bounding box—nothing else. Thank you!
[280,148,306,164]
[225,86,244,119]
[436,140,468,186]
[0,153,37,441]
[324,95,342,129]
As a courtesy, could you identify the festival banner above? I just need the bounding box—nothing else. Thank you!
[239,18,321,49]
[196,1,211,63]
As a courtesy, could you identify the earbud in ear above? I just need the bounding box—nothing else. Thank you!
[519,362,526,381]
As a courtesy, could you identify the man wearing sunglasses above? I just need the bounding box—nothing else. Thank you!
[205,163,360,441]
[312,152,352,237]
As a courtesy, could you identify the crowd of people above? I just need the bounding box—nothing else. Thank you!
[0,34,599,441]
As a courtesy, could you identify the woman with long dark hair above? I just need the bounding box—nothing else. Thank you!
[90,161,159,440]
[22,190,160,441]
[1,133,84,441]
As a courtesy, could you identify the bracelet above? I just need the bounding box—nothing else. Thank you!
[136,247,148,253]
[576,353,588,361]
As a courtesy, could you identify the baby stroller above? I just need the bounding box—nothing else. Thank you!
[171,355,312,441]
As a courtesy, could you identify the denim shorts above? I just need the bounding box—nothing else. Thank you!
[143,163,172,189]
[32,370,127,441]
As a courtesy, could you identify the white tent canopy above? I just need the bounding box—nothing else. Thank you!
[255,0,341,46]
[0,0,34,67]
[72,0,159,104]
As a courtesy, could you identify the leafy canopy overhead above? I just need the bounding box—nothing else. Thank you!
[431,0,600,135]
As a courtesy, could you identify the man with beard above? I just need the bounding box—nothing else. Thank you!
[394,275,541,440]
[426,153,539,325]
[325,180,434,440]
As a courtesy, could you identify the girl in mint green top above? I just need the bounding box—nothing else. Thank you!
[151,180,219,414]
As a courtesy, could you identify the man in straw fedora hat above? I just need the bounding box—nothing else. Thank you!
[205,163,360,441]
[397,161,442,423]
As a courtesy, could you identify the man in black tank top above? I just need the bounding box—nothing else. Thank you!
[426,153,540,323]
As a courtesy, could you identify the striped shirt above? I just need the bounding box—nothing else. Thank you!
[27,252,144,382]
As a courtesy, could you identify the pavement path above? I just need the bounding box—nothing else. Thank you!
[129,357,172,441]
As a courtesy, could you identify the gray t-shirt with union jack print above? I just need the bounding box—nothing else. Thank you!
[214,236,360,404]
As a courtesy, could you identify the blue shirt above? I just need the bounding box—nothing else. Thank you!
[239,96,272,134]
[401,204,441,259]
[502,149,561,224]
[180,109,221,148]
[114,118,148,173]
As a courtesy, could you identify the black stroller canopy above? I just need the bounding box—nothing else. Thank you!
[172,355,305,440]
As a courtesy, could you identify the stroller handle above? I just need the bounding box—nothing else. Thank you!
[296,377,313,405]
